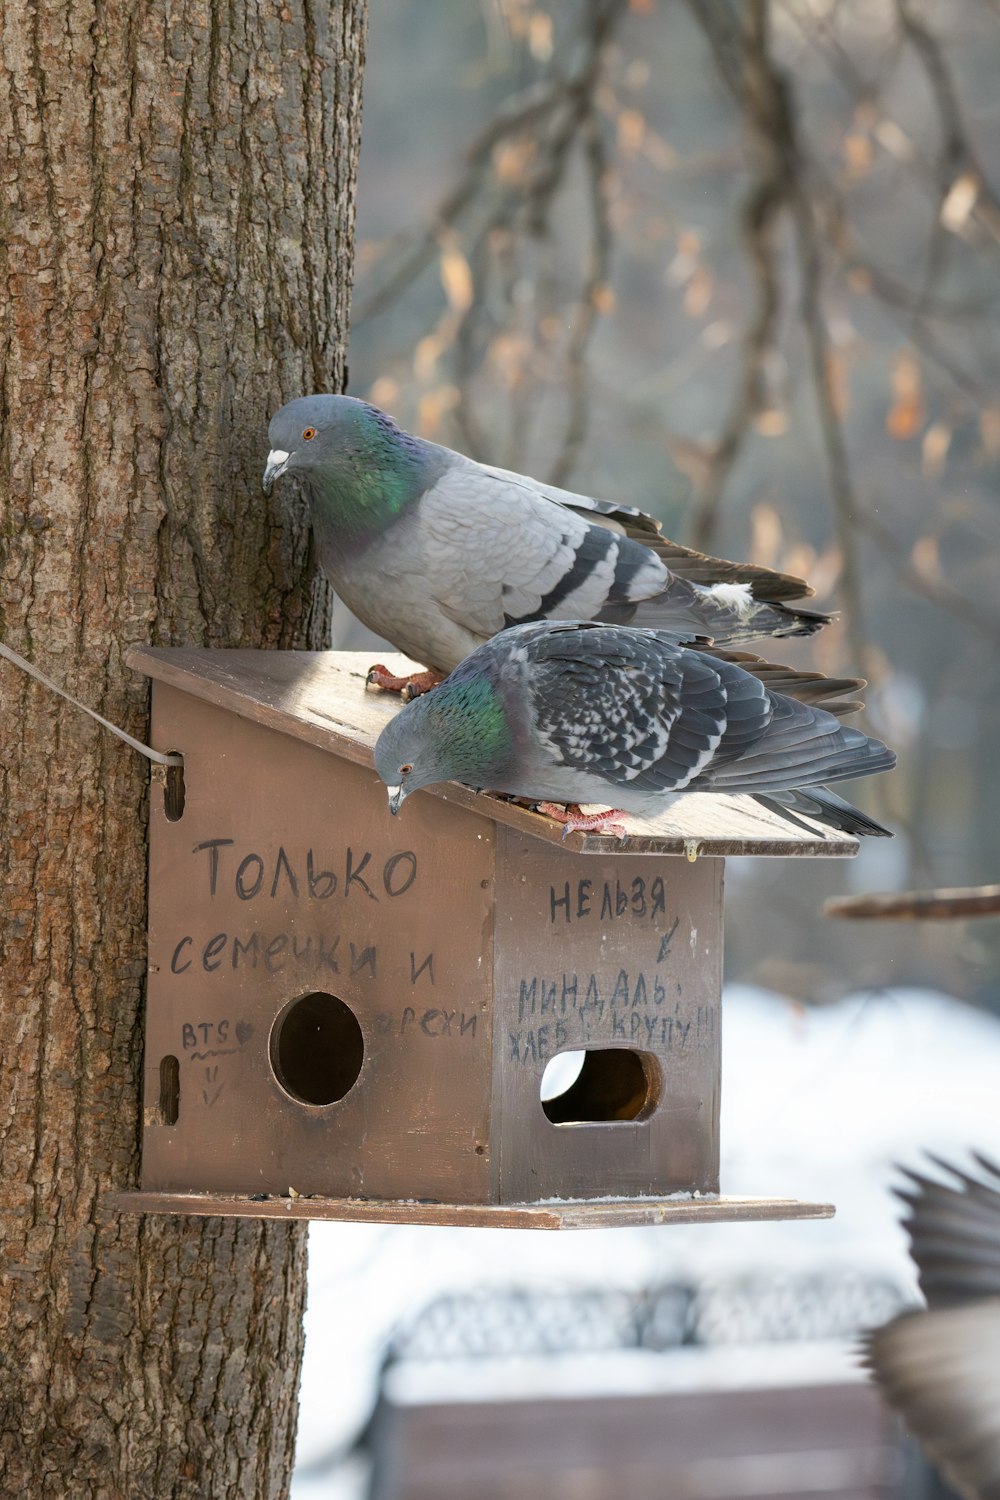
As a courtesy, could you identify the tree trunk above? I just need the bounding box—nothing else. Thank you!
[0,1,366,1494]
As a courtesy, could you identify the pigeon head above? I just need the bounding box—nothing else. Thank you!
[263,395,440,543]
[263,395,399,491]
[374,671,514,815]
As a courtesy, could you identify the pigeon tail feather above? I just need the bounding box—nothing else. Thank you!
[754,788,893,837]
[697,701,895,794]
[702,648,866,719]
[576,509,817,601]
[630,588,831,645]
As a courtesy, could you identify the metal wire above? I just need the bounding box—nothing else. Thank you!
[0,641,182,766]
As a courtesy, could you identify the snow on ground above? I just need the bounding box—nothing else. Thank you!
[292,985,1000,1480]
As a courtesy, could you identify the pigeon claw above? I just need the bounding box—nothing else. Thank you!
[537,802,629,841]
[365,665,444,700]
[401,670,445,702]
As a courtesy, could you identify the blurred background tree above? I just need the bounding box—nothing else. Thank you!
[339,0,1000,1007]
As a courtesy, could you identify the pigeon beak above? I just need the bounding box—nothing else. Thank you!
[262,449,292,494]
[386,784,408,816]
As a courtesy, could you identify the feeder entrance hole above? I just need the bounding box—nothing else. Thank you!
[270,991,365,1106]
[540,1048,656,1124]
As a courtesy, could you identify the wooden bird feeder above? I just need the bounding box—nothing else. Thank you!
[110,649,856,1231]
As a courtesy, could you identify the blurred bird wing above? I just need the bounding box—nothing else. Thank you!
[866,1303,1000,1500]
[898,1157,1000,1308]
[418,463,665,637]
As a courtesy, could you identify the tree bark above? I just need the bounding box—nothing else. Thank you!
[0,1,366,1494]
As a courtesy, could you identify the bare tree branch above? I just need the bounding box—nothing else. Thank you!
[686,0,1000,666]
[354,80,565,326]
[684,0,872,672]
[547,109,613,484]
[354,0,626,475]
[857,509,1000,641]
[895,0,1000,215]
[825,885,1000,921]
[683,0,789,552]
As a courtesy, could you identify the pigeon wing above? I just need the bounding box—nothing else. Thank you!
[476,460,815,602]
[691,668,895,794]
[417,464,669,640]
[521,623,740,794]
[597,515,816,603]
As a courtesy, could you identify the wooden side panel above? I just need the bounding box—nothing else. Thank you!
[492,829,722,1201]
[143,683,495,1202]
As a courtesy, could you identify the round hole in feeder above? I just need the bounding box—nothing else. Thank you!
[540,1048,657,1125]
[270,991,364,1107]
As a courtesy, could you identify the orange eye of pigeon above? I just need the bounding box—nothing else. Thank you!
[400,763,413,775]
[302,426,317,441]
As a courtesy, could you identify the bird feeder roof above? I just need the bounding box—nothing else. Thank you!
[129,647,861,859]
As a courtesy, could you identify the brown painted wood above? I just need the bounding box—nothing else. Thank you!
[491,828,722,1200]
[144,683,495,1202]
[108,1191,835,1228]
[128,647,861,858]
[825,884,1000,920]
[134,655,844,1225]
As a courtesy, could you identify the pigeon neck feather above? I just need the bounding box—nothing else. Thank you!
[425,673,515,781]
[306,423,434,546]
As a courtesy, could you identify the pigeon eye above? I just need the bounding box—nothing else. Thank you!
[302,427,317,441]
[399,763,413,776]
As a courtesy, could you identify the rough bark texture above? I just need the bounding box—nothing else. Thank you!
[0,1,366,1494]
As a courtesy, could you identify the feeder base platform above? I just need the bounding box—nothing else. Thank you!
[107,1191,835,1230]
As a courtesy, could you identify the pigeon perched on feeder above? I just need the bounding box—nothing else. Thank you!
[262,394,830,697]
[373,620,895,837]
[865,1157,1000,1500]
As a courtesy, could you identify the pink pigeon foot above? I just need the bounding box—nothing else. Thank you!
[536,802,629,840]
[365,664,444,700]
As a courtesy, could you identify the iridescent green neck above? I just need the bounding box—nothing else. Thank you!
[305,430,431,547]
[426,674,514,779]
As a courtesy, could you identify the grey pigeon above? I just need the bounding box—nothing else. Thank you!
[865,1157,1000,1500]
[263,395,829,685]
[373,620,895,836]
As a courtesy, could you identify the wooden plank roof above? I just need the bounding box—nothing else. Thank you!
[128,647,861,859]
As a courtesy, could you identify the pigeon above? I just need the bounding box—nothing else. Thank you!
[372,620,895,836]
[263,395,830,694]
[865,1157,1000,1500]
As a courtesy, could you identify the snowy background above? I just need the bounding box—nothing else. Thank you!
[287,5,1000,1491]
[290,983,1000,1496]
